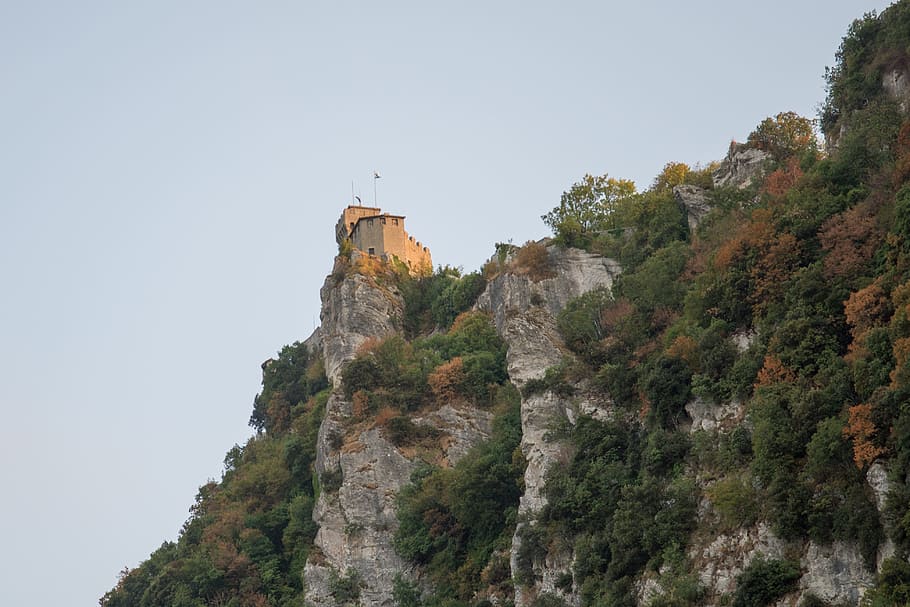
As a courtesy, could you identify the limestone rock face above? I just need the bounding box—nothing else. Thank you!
[691,522,787,600]
[305,270,413,606]
[884,67,910,114]
[477,246,620,607]
[674,184,711,231]
[305,412,416,607]
[685,397,743,432]
[319,269,403,385]
[304,268,497,606]
[477,246,620,385]
[799,541,873,606]
[713,143,771,190]
[866,461,897,568]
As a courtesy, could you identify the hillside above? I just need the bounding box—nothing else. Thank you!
[102,4,910,607]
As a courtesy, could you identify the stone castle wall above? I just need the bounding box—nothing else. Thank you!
[336,205,431,272]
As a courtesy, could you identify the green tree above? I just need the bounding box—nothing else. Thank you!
[542,173,636,244]
[746,111,817,161]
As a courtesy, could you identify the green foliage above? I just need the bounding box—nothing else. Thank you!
[643,356,692,429]
[556,288,614,364]
[400,266,488,337]
[822,3,910,134]
[863,557,910,607]
[394,398,525,602]
[539,416,698,603]
[542,173,636,246]
[393,573,424,607]
[731,556,800,607]
[593,189,689,271]
[103,343,330,607]
[613,241,689,314]
[250,341,329,433]
[329,569,362,605]
[708,478,759,530]
[746,111,817,161]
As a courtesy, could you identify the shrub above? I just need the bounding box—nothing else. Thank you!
[707,478,759,529]
[731,556,799,607]
[643,355,693,428]
[329,569,362,605]
[863,557,910,607]
[512,241,556,281]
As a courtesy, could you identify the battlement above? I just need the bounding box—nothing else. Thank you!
[336,205,432,273]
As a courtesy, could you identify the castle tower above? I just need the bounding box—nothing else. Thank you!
[336,205,432,273]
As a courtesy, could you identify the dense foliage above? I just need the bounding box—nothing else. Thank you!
[529,3,910,601]
[105,5,910,605]
[394,395,524,605]
[102,343,329,607]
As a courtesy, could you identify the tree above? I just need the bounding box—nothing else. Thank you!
[542,173,636,243]
[651,162,691,192]
[746,111,817,160]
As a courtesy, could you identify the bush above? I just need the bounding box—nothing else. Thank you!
[863,557,910,607]
[731,556,799,607]
[643,355,693,428]
[512,241,556,281]
[707,478,759,529]
[329,569,362,605]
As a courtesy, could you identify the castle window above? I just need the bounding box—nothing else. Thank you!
[392,218,398,226]
[368,219,373,226]
[381,217,386,224]
[368,247,375,255]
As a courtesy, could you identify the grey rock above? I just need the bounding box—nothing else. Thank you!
[713,143,771,190]
[884,68,910,114]
[412,403,494,464]
[691,523,786,599]
[319,271,403,385]
[305,269,502,606]
[477,247,620,607]
[685,397,743,433]
[674,184,712,231]
[799,541,873,606]
[477,246,620,385]
[866,461,897,568]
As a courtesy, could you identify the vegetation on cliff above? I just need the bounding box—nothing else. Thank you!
[104,4,910,606]
[102,343,328,607]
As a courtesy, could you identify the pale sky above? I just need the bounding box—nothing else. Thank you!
[0,2,895,605]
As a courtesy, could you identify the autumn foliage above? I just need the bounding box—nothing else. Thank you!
[843,403,886,468]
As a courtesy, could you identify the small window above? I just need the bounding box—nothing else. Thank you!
[392,218,398,226]
[381,217,386,224]
[368,247,375,255]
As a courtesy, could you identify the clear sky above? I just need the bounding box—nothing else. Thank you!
[0,1,896,605]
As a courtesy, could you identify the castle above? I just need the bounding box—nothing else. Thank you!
[335,205,432,273]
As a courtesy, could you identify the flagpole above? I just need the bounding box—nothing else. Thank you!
[373,171,381,206]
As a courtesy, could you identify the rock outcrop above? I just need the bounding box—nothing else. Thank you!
[304,270,412,606]
[304,266,498,606]
[883,67,910,114]
[305,247,889,607]
[477,245,620,607]
[674,184,711,231]
[319,268,403,384]
[713,142,771,190]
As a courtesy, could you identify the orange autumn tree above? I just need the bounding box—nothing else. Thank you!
[819,199,885,280]
[428,357,466,402]
[843,403,886,468]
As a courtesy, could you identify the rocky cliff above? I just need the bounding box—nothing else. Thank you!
[303,268,498,606]
[303,237,899,607]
